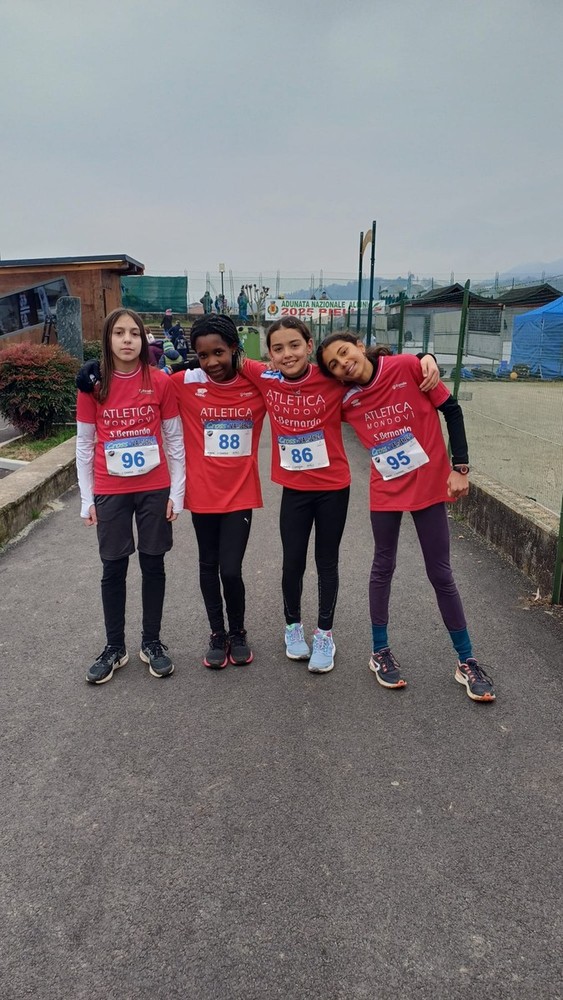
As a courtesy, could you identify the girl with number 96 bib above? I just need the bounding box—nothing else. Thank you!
[76,309,185,685]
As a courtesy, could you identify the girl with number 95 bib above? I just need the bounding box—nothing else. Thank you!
[76,309,186,685]
[316,333,495,702]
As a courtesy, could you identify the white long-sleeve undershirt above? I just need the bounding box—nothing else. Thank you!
[75,417,186,518]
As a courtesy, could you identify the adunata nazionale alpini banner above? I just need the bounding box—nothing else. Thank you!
[265,299,386,321]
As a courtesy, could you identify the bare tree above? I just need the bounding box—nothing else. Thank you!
[243,284,270,326]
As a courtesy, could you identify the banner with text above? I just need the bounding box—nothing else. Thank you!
[265,299,386,322]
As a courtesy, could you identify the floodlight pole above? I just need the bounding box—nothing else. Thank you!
[356,232,364,333]
[366,220,377,346]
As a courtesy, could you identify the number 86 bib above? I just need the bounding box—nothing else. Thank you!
[278,430,329,471]
[105,436,161,477]
[371,431,429,481]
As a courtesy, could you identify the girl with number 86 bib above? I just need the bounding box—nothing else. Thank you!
[316,333,495,702]
[76,309,185,685]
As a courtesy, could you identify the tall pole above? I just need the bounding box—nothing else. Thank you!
[356,231,364,333]
[397,293,406,354]
[366,220,377,346]
[219,263,225,313]
[452,279,471,400]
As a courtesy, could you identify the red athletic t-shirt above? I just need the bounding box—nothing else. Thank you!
[243,359,350,491]
[170,369,266,513]
[76,365,178,496]
[341,354,452,511]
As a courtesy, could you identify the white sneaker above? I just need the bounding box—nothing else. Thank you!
[284,623,310,660]
[308,628,335,673]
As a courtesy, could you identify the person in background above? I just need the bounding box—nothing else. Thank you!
[200,291,213,314]
[161,308,173,333]
[237,286,249,323]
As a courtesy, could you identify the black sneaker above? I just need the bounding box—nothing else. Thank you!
[140,640,174,678]
[369,647,407,689]
[87,645,128,685]
[455,658,495,702]
[203,631,229,669]
[228,629,253,666]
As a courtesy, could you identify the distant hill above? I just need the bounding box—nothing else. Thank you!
[499,258,563,281]
[285,276,426,300]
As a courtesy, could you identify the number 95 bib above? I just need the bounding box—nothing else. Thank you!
[371,431,429,481]
[105,436,161,477]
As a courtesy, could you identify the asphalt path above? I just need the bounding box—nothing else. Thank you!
[1,426,562,1000]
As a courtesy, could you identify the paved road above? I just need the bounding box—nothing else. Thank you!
[1,427,561,1000]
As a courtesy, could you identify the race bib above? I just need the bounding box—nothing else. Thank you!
[105,436,160,477]
[278,430,330,471]
[371,432,429,481]
[204,420,252,457]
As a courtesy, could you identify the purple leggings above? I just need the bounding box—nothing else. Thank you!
[369,503,467,631]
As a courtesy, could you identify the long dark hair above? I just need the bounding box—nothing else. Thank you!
[316,331,391,379]
[190,313,243,371]
[99,308,150,402]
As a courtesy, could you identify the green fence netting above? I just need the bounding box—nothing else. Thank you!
[121,276,187,313]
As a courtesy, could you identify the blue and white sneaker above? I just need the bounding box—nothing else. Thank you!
[284,623,310,660]
[308,628,335,673]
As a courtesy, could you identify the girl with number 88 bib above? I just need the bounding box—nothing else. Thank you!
[76,309,185,685]
[169,314,266,669]
[316,333,495,702]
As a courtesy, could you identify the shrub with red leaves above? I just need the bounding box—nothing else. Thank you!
[0,343,79,438]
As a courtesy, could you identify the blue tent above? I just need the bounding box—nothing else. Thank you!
[510,296,563,379]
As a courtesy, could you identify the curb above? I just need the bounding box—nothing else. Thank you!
[0,437,77,547]
[456,471,558,598]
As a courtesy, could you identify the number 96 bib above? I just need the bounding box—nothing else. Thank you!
[105,436,161,477]
[371,431,429,481]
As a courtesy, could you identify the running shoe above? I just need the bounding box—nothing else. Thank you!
[140,640,174,678]
[86,645,128,685]
[229,629,253,666]
[455,658,496,702]
[308,628,335,673]
[284,623,310,660]
[369,648,407,688]
[204,630,229,669]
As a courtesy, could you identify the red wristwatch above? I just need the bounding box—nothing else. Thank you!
[452,464,470,475]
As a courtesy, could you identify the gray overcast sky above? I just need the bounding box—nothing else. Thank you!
[2,0,562,283]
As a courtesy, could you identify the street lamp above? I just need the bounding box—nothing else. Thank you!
[219,263,225,313]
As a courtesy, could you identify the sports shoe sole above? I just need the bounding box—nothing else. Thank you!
[369,657,407,688]
[203,654,229,669]
[229,651,254,666]
[285,647,311,661]
[308,643,336,673]
[455,668,495,701]
[139,649,175,678]
[87,652,129,685]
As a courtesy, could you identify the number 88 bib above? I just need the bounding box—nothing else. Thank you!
[204,420,252,457]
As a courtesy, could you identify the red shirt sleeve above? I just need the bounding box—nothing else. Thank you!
[76,390,97,423]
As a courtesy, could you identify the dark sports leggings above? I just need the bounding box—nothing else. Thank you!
[280,486,350,631]
[101,551,166,647]
[191,510,253,634]
[369,503,467,631]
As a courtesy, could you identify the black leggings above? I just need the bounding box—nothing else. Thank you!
[279,486,350,631]
[101,551,166,647]
[191,510,253,634]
